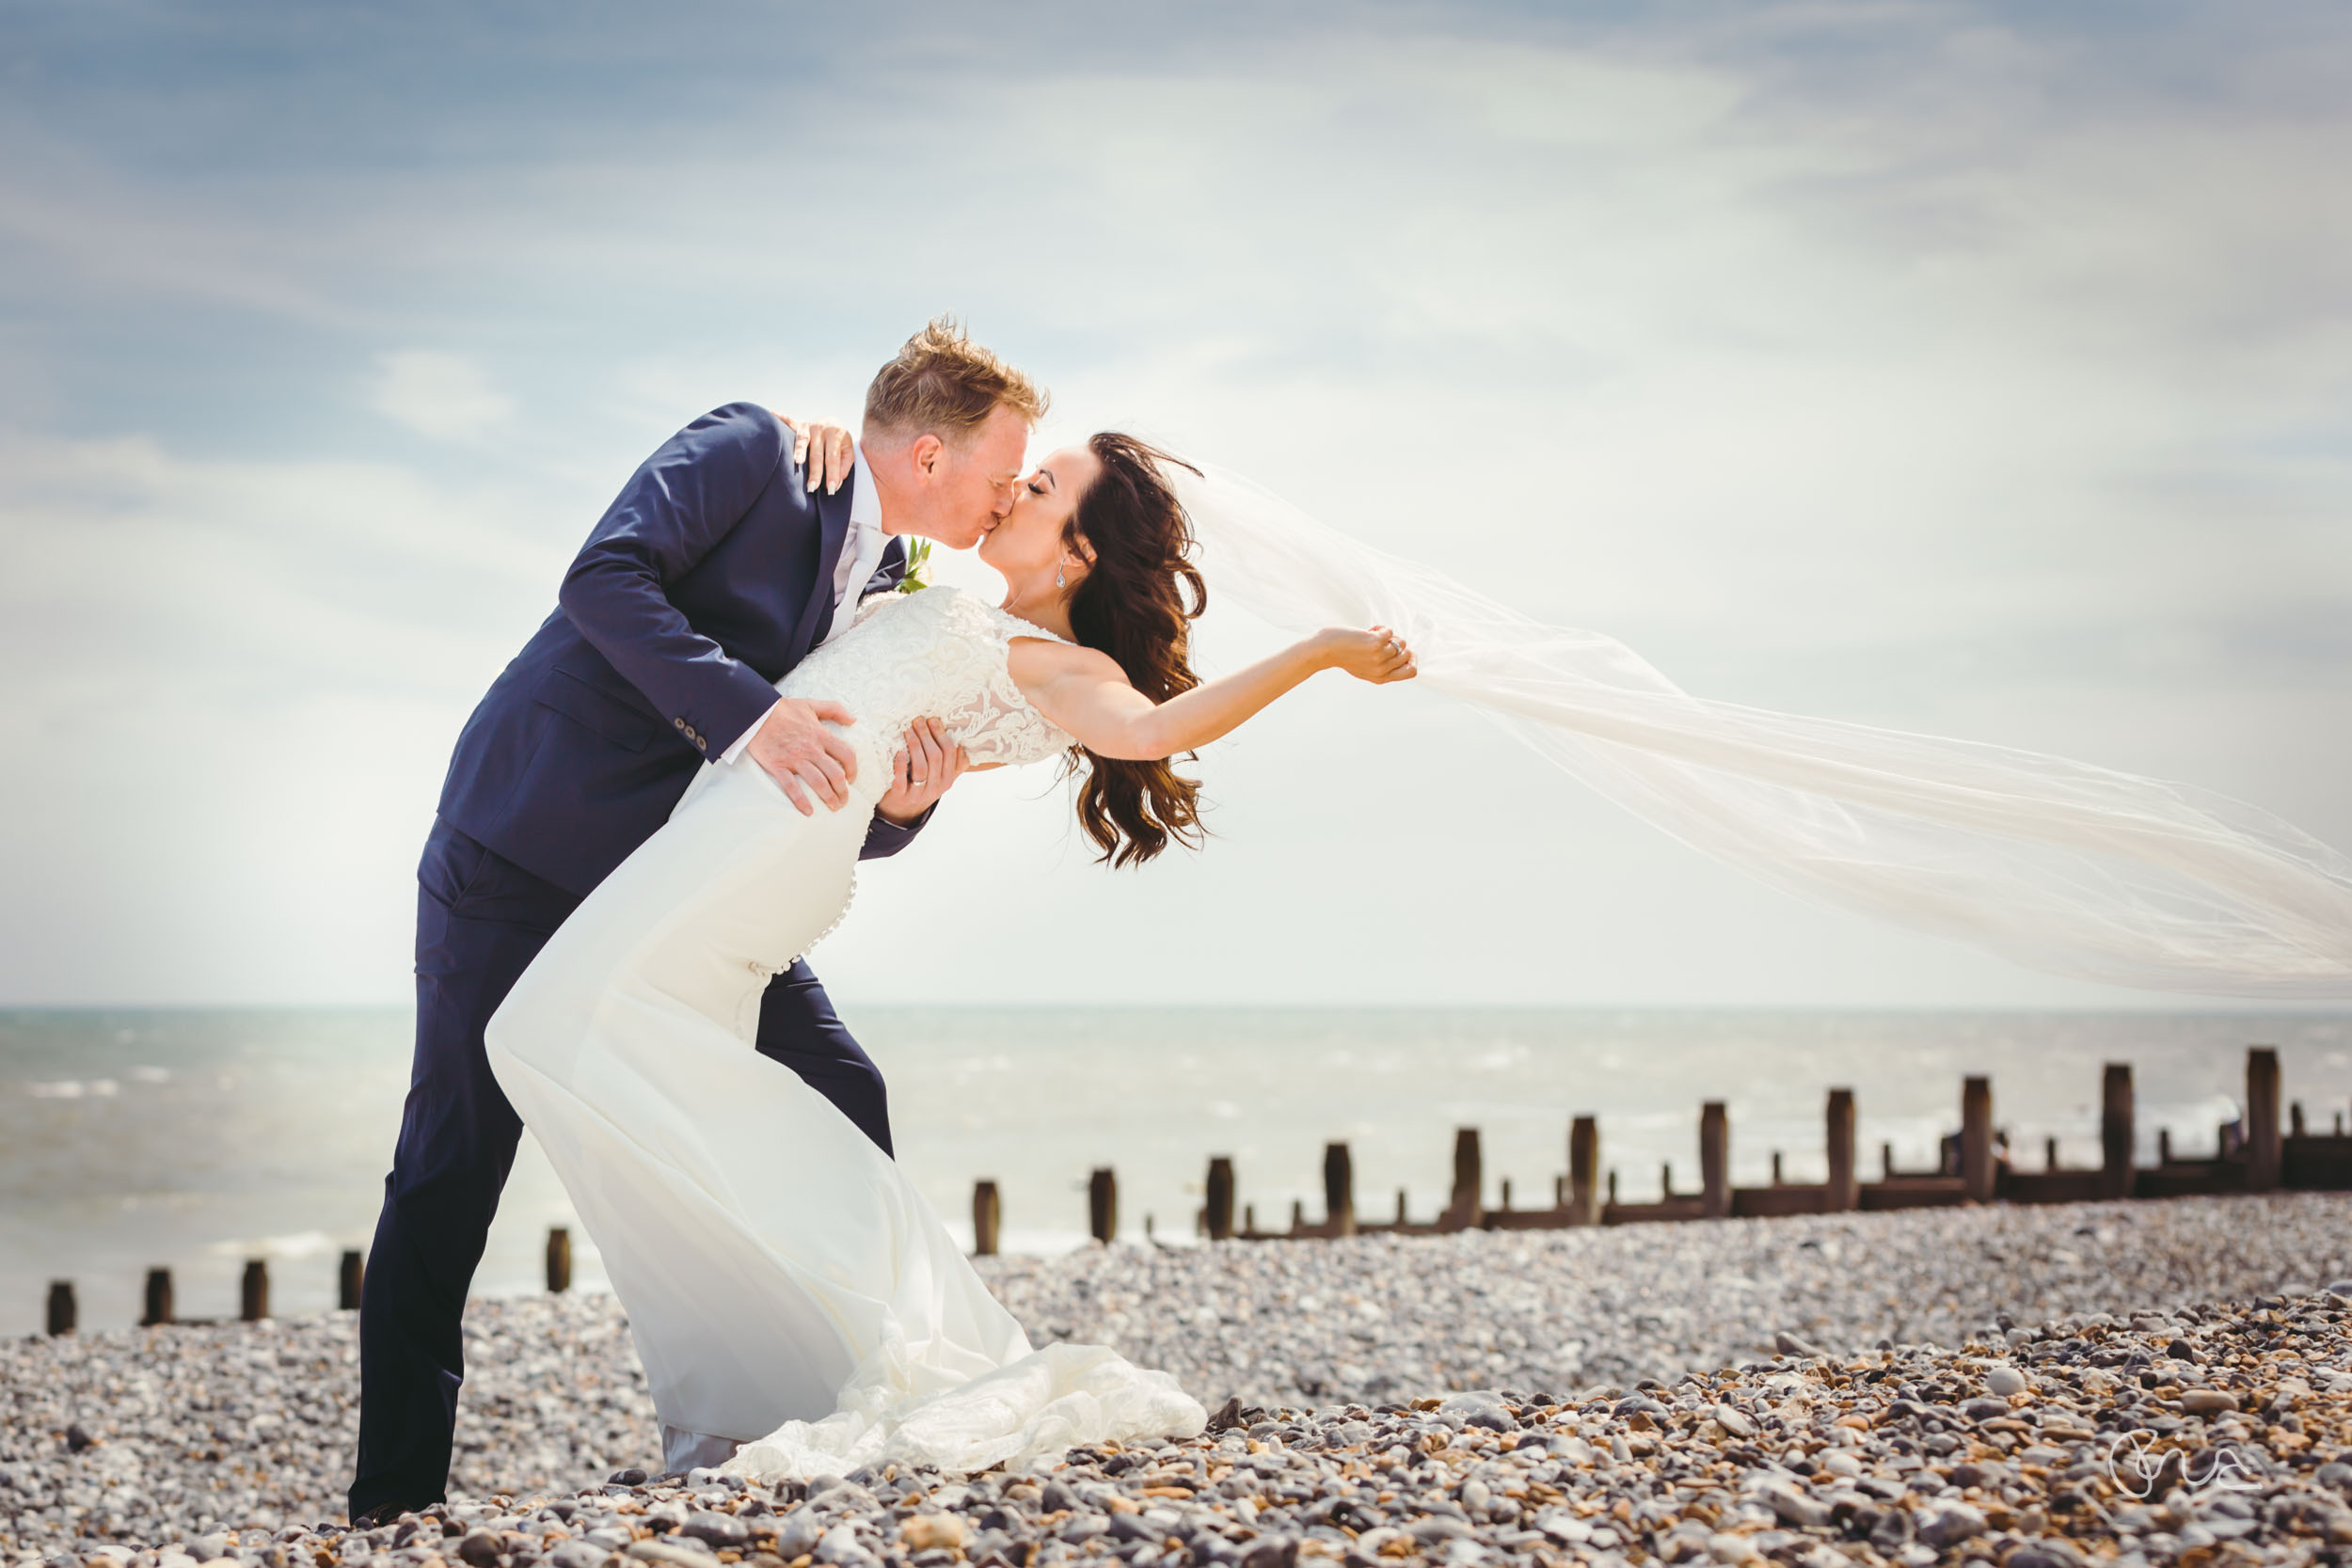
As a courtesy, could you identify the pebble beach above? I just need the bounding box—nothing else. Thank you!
[10,1195,2352,1568]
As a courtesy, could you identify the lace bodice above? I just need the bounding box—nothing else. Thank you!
[775,586,1075,798]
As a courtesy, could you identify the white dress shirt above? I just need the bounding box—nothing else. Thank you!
[718,444,887,767]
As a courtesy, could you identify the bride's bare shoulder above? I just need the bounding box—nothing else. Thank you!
[1006,635,1123,685]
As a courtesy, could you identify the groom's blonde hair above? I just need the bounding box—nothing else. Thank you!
[863,315,1046,444]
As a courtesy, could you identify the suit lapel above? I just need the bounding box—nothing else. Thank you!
[790,476,854,663]
[867,536,908,594]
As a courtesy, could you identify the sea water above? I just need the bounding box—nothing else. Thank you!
[4,1006,2348,1336]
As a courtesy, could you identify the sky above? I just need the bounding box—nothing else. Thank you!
[1,0,2347,1008]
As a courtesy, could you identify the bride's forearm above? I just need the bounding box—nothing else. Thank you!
[1116,641,1333,760]
[1020,626,1409,762]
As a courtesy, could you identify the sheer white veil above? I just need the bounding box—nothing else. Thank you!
[1168,462,2352,999]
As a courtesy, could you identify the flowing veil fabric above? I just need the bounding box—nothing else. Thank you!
[1171,465,2352,999]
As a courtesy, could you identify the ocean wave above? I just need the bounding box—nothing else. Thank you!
[25,1079,119,1099]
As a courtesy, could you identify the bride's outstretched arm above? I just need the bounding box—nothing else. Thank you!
[1009,628,1415,762]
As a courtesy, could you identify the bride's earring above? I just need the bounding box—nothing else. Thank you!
[1056,567,1066,589]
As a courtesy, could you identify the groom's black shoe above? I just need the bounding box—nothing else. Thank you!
[350,1502,426,1531]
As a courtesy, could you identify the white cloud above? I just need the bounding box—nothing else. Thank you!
[370,351,516,442]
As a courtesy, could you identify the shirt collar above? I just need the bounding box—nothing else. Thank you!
[849,444,884,538]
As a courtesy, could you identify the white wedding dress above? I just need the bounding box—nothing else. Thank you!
[485,586,1205,1479]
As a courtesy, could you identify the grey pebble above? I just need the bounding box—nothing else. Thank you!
[1710,1403,1756,1437]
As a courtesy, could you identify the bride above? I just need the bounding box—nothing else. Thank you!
[487,418,2352,1483]
[485,433,1413,1479]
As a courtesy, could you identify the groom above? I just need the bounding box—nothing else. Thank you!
[350,318,1048,1524]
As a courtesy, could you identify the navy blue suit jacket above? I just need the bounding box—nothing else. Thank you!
[437,403,926,896]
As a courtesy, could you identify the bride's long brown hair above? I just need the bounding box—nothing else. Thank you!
[1061,433,1209,868]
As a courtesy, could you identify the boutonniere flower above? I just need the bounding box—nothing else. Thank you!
[897,537,934,594]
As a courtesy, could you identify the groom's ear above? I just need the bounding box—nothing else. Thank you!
[908,432,946,479]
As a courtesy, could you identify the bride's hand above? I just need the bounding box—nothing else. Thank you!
[1315,626,1418,684]
[776,413,854,494]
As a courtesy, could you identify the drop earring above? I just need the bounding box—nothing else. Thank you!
[1056,567,1066,588]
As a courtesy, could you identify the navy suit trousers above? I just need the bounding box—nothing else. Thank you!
[349,816,893,1515]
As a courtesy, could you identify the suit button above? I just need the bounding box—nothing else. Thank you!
[673,717,685,729]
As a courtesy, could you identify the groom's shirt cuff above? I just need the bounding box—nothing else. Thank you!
[717,699,782,768]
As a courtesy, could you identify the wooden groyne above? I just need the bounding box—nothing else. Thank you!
[37,1045,2349,1325]
[40,1234,577,1337]
[974,1043,2352,1254]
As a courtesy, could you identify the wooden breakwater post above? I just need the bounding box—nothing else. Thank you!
[1567,1116,1599,1226]
[2248,1046,2281,1192]
[1204,1157,1235,1241]
[1324,1143,1357,1237]
[142,1267,174,1327]
[1826,1088,1857,1211]
[1089,1168,1118,1243]
[544,1227,571,1293]
[1441,1129,1483,1229]
[47,1281,75,1336]
[240,1260,269,1323]
[1962,1077,1994,1203]
[972,1181,1001,1257]
[1699,1102,1730,1219]
[2102,1063,2136,1197]
[340,1249,365,1310]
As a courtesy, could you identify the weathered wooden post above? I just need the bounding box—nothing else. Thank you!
[1324,1142,1357,1237]
[1961,1077,1994,1203]
[340,1249,365,1310]
[2247,1047,2281,1192]
[2044,1136,2060,1172]
[1204,1157,1235,1242]
[1770,1151,1783,1185]
[1444,1129,1483,1227]
[1395,1188,1408,1225]
[973,1180,1001,1257]
[1289,1198,1305,1232]
[1881,1141,1895,1180]
[240,1259,270,1323]
[2292,1101,2308,1137]
[2101,1063,2135,1198]
[2158,1127,2173,1164]
[1699,1101,1729,1218]
[142,1267,174,1327]
[1568,1117,1600,1226]
[1499,1178,1513,1211]
[1553,1176,1565,1206]
[1607,1169,1619,1204]
[1243,1202,1257,1235]
[545,1227,571,1293]
[47,1281,75,1336]
[1089,1168,1118,1243]
[1825,1089,1857,1212]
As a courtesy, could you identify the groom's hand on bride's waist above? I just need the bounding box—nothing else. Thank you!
[743,697,861,816]
[876,717,970,826]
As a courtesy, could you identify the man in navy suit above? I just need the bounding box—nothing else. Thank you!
[350,320,1047,1522]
